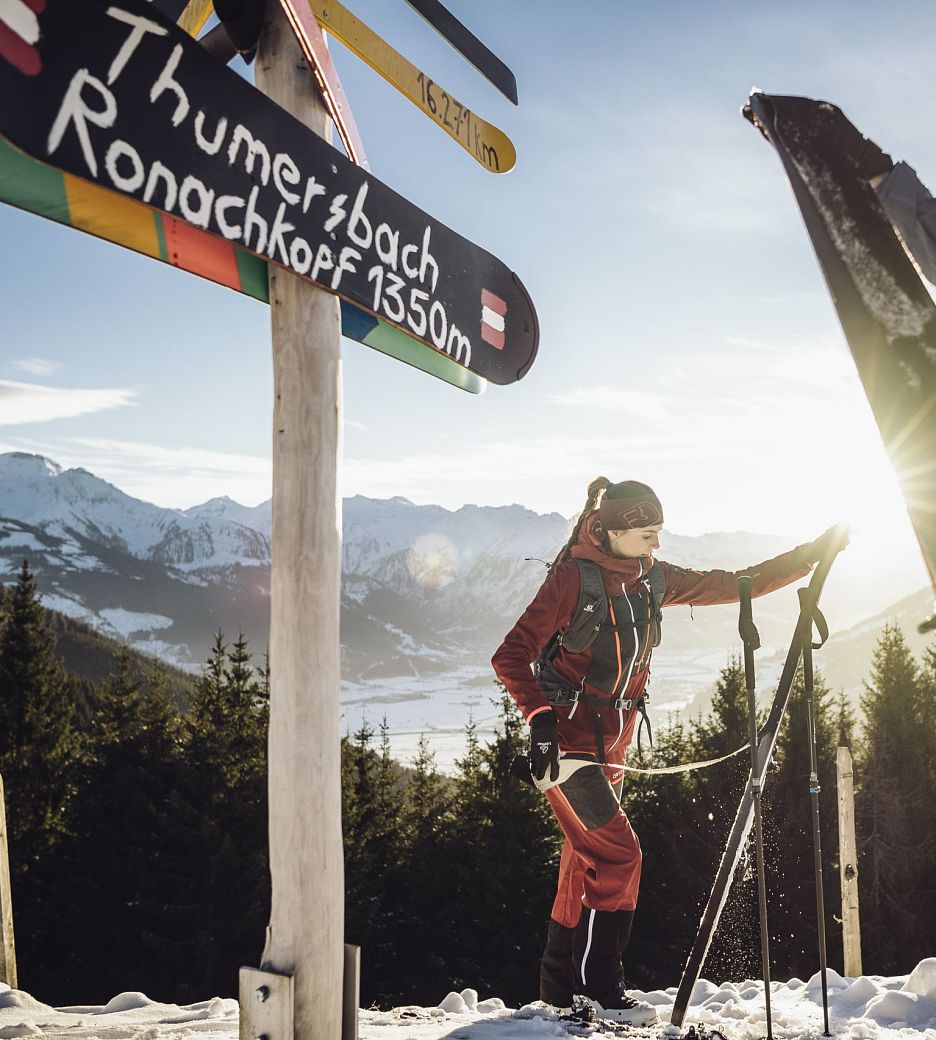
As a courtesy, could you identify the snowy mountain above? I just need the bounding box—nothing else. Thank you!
[0,452,930,730]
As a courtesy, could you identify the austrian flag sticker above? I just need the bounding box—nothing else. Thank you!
[0,0,44,76]
[481,289,507,350]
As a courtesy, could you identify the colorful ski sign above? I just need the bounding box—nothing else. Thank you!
[151,0,214,38]
[745,92,936,601]
[0,133,484,393]
[276,0,367,167]
[403,0,517,106]
[0,0,538,385]
[310,0,516,174]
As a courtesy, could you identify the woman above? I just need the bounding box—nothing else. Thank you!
[492,477,838,1024]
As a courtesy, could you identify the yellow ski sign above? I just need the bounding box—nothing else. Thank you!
[310,0,516,174]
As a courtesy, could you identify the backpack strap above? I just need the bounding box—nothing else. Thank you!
[557,559,608,654]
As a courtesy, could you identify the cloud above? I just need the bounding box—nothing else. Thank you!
[10,357,62,377]
[546,387,662,417]
[0,380,137,426]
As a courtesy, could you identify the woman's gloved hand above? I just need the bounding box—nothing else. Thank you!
[529,709,560,787]
[804,524,849,563]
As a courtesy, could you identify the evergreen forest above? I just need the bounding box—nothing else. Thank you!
[2,559,935,1009]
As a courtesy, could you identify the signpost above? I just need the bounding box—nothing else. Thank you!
[0,0,537,383]
[311,0,516,174]
[0,135,486,392]
[403,0,518,105]
[0,775,16,990]
[0,2,535,1035]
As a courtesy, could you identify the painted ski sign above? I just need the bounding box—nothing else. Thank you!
[0,0,538,385]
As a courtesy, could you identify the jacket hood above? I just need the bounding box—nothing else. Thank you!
[570,513,655,582]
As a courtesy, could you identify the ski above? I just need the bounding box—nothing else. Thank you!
[0,0,538,384]
[310,0,515,174]
[0,134,485,393]
[403,0,518,105]
[669,531,846,1027]
[743,91,936,609]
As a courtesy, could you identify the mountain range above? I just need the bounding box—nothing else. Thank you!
[1,451,932,730]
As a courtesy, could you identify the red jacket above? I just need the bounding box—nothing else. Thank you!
[492,516,813,767]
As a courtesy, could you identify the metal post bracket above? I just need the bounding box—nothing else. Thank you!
[239,967,295,1040]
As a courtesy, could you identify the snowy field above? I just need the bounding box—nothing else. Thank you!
[340,654,788,774]
[4,961,936,1039]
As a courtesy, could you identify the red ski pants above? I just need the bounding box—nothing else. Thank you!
[545,761,642,928]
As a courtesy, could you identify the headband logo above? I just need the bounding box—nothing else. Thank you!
[618,503,659,527]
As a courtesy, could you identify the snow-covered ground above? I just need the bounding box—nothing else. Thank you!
[4,962,936,1039]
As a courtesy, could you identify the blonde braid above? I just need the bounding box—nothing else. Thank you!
[551,476,611,568]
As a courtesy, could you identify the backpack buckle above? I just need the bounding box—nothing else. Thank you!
[611,696,634,711]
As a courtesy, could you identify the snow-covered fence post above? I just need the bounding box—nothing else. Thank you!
[0,774,16,989]
[246,4,345,1038]
[836,746,862,977]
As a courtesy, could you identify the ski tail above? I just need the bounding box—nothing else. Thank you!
[669,530,846,1027]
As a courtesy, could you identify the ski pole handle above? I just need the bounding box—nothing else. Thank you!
[737,575,761,651]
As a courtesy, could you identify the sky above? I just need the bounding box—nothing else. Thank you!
[1,0,934,592]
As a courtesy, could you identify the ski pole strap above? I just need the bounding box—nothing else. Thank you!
[619,739,751,775]
[737,575,761,650]
[810,605,829,649]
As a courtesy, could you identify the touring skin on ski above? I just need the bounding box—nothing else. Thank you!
[669,527,847,1028]
[743,91,936,626]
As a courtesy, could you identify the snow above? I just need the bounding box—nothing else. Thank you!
[97,608,174,638]
[4,965,936,1039]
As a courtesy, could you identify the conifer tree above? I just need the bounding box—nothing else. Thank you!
[764,666,842,980]
[857,624,933,972]
[0,560,81,871]
[171,631,269,999]
[37,645,185,1000]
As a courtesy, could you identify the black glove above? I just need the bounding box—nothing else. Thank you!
[529,710,560,786]
[804,524,849,563]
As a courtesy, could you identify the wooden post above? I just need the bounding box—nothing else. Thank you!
[836,746,862,977]
[0,774,17,990]
[255,7,344,1039]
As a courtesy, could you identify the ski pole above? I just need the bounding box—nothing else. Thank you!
[670,527,848,1029]
[738,576,773,1040]
[798,586,832,1037]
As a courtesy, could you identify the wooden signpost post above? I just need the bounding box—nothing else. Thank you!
[0,775,16,990]
[836,746,862,977]
[0,2,533,1035]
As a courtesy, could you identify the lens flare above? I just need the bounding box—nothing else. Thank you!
[405,533,460,589]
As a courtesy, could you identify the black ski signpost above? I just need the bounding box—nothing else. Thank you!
[0,0,538,385]
[744,92,936,626]
[670,529,847,1028]
[403,0,518,105]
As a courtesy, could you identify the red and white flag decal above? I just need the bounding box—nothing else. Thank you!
[481,288,506,350]
[0,0,44,76]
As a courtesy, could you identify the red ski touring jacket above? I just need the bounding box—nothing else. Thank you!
[492,515,813,769]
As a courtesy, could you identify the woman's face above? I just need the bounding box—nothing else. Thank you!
[607,524,663,559]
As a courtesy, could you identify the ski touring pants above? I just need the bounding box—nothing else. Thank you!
[544,757,642,927]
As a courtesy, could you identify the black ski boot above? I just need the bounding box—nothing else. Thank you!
[573,908,658,1026]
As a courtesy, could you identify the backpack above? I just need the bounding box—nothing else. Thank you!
[534,558,665,759]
